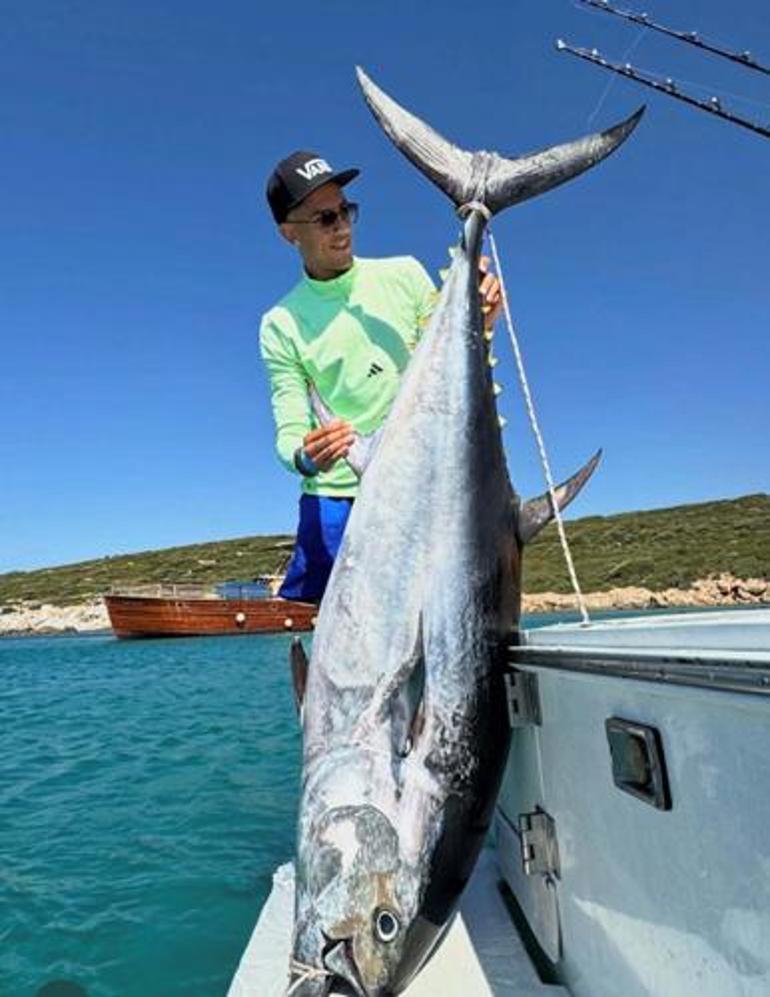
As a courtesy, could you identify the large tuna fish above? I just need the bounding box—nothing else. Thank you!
[286,69,643,996]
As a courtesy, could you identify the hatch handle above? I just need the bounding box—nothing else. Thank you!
[605,717,672,811]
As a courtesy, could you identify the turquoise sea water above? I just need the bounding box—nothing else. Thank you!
[0,611,665,996]
[1,632,303,997]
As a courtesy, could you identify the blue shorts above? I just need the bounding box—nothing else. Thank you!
[279,495,354,604]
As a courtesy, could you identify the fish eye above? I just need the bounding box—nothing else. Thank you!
[373,908,400,943]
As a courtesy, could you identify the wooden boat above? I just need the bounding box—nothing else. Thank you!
[104,581,316,638]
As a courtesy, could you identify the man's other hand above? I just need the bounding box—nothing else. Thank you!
[478,256,502,330]
[303,419,355,471]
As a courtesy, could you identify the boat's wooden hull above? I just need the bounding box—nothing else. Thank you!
[104,595,317,638]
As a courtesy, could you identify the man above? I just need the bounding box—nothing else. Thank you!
[260,150,501,603]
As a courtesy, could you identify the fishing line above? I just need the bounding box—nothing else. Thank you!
[659,75,770,111]
[558,41,770,139]
[486,229,591,625]
[585,25,649,127]
[583,46,770,113]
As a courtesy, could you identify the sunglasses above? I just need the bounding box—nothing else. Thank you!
[290,202,359,229]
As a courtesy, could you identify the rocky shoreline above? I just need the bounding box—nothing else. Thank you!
[521,573,769,614]
[0,573,767,638]
[0,599,111,637]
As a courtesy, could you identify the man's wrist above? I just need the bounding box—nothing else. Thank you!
[294,447,320,477]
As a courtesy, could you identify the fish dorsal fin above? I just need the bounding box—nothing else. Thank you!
[517,450,602,546]
[309,383,382,477]
[290,637,309,717]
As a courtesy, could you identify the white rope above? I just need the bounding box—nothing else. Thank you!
[457,200,493,221]
[285,958,331,996]
[487,229,591,625]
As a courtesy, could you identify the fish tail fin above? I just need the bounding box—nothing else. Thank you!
[356,67,643,217]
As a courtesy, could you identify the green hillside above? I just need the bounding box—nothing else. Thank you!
[0,535,294,607]
[1,494,767,607]
[522,493,769,593]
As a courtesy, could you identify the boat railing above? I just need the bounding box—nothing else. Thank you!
[107,578,285,600]
[253,574,284,596]
[107,582,220,600]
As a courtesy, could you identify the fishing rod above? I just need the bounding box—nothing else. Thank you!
[575,0,770,77]
[556,40,770,140]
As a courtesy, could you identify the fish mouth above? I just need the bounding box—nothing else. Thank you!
[322,937,368,996]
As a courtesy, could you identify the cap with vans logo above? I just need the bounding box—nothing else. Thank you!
[266,150,360,223]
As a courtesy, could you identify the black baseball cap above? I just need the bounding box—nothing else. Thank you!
[266,150,360,224]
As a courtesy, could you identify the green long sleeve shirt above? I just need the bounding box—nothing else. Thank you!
[259,256,437,496]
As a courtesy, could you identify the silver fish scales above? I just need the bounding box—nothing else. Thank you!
[287,68,643,997]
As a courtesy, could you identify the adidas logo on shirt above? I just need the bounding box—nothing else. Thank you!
[367,362,384,378]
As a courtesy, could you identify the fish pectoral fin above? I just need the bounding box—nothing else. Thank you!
[290,637,309,717]
[517,449,602,545]
[387,624,427,758]
[309,382,382,477]
[405,697,426,757]
[392,660,426,758]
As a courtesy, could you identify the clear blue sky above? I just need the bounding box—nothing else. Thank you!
[1,1,768,573]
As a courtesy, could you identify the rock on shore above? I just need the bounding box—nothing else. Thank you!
[0,599,110,637]
[522,573,769,614]
[0,574,767,637]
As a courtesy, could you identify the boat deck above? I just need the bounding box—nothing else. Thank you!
[523,607,770,654]
[228,850,565,996]
[512,607,770,695]
[230,608,770,997]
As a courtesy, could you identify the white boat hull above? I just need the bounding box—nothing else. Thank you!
[497,608,770,997]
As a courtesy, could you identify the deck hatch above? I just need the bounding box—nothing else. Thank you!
[605,717,672,810]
